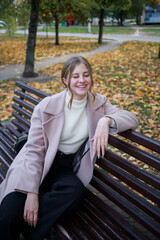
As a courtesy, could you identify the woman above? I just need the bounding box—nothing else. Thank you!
[0,56,138,239]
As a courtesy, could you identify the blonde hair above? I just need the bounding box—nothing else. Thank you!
[61,56,95,108]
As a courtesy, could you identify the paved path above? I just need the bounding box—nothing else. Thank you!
[0,29,159,82]
[0,41,120,82]
[15,29,160,42]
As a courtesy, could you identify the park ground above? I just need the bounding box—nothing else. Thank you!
[0,26,160,145]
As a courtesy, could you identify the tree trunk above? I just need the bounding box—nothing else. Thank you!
[23,0,40,78]
[119,11,124,26]
[46,23,48,38]
[136,16,141,26]
[98,8,104,44]
[159,46,160,58]
[55,15,59,45]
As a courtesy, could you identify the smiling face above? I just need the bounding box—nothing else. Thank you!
[63,63,92,100]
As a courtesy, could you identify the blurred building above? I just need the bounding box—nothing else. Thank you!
[143,5,160,24]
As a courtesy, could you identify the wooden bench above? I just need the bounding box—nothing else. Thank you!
[0,81,160,240]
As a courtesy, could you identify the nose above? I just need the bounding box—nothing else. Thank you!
[79,75,85,82]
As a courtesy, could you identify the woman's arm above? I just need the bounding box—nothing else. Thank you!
[103,101,138,133]
[92,100,138,156]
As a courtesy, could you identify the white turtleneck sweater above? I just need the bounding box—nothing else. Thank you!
[58,91,89,154]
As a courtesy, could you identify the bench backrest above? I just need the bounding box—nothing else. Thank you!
[0,80,160,240]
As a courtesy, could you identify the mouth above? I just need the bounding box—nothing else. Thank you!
[76,85,87,89]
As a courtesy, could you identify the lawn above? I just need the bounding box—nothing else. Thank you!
[0,36,98,66]
[38,26,136,35]
[140,28,160,36]
[0,40,159,143]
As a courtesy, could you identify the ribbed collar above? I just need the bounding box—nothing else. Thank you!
[65,91,87,109]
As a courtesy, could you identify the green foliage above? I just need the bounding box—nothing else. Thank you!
[5,15,17,37]
[16,0,31,31]
[39,0,93,24]
[107,0,132,25]
[0,0,18,36]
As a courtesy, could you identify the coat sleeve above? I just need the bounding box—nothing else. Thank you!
[14,102,46,195]
[104,100,138,134]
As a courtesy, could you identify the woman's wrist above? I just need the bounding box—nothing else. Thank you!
[27,192,38,199]
[98,117,112,127]
[103,116,113,126]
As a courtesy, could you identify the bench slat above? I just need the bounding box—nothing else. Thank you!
[109,135,160,170]
[55,224,79,240]
[11,119,29,132]
[83,201,129,240]
[119,130,160,153]
[6,124,21,138]
[12,111,30,128]
[99,155,160,204]
[74,211,109,239]
[86,190,148,240]
[91,177,160,238]
[13,97,34,113]
[0,126,16,143]
[16,81,50,98]
[12,104,32,120]
[94,167,160,222]
[105,150,160,190]
[14,89,40,106]
[0,145,14,164]
[0,135,14,150]
[57,221,91,240]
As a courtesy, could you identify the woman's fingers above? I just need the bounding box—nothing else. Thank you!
[97,138,101,157]
[92,117,111,156]
[92,137,108,157]
[105,136,109,151]
[24,193,39,227]
[24,210,38,227]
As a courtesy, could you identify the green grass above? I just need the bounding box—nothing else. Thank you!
[140,28,160,36]
[38,26,136,35]
[0,33,95,41]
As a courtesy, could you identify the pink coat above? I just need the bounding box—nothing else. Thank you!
[0,90,138,204]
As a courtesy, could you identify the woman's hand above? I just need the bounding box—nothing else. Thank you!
[24,192,39,227]
[91,117,112,157]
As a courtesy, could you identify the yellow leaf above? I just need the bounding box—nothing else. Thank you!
[138,145,145,150]
[149,119,154,124]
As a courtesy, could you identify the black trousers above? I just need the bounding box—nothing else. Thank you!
[0,152,85,240]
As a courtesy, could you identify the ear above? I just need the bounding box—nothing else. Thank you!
[63,77,68,86]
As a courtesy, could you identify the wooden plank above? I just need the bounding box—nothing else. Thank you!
[91,177,160,238]
[104,150,160,190]
[12,104,32,119]
[15,81,50,98]
[119,130,160,153]
[86,190,148,240]
[12,111,30,128]
[109,135,160,170]
[11,119,29,132]
[94,167,160,222]
[14,89,40,105]
[13,97,34,112]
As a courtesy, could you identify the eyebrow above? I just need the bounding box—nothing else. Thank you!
[72,71,89,75]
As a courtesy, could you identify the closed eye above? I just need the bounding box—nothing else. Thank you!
[84,74,89,77]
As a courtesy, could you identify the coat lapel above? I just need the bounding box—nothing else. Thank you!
[41,90,66,180]
[42,89,67,142]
